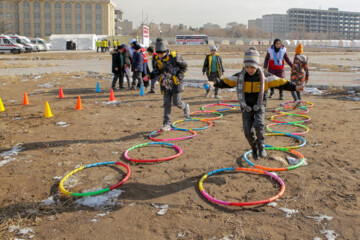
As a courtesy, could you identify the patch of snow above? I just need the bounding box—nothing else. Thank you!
[56,122,70,128]
[74,164,81,169]
[14,117,22,121]
[8,225,19,233]
[16,227,34,235]
[267,202,278,207]
[95,211,110,217]
[103,101,122,106]
[286,156,299,165]
[152,203,169,216]
[8,100,17,103]
[21,78,28,82]
[90,219,99,222]
[111,151,119,155]
[279,207,298,218]
[3,83,8,86]
[53,176,63,180]
[42,196,55,206]
[320,229,338,240]
[0,144,23,167]
[314,237,322,240]
[305,88,323,95]
[47,216,55,221]
[37,82,53,88]
[75,189,123,209]
[307,215,333,222]
[220,236,234,240]
[34,76,42,80]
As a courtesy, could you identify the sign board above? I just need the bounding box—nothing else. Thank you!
[142,25,150,47]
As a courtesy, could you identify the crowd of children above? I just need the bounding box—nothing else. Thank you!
[107,38,309,150]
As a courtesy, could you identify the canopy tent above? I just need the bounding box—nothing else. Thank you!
[49,34,98,51]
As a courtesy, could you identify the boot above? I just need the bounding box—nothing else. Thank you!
[258,144,267,158]
[252,146,258,160]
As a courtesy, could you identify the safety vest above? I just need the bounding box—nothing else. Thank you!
[267,47,286,70]
[96,41,100,47]
[113,40,116,47]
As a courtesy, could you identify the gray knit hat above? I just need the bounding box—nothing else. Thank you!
[210,45,218,51]
[155,38,167,53]
[243,47,260,68]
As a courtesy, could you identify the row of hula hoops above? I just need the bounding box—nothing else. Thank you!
[59,100,314,207]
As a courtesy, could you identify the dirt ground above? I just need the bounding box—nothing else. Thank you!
[0,68,359,240]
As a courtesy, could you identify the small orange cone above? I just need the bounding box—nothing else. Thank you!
[109,89,116,101]
[75,96,83,110]
[23,92,30,105]
[0,98,5,112]
[59,87,65,99]
[45,102,54,118]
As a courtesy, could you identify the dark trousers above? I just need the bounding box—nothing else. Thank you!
[207,72,220,96]
[132,71,143,88]
[112,70,124,89]
[291,91,301,101]
[150,76,160,92]
[242,106,266,148]
[163,93,186,125]
[270,88,283,98]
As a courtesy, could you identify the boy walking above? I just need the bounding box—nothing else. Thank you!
[131,44,144,90]
[111,46,125,90]
[202,45,224,98]
[144,38,190,131]
[205,47,303,159]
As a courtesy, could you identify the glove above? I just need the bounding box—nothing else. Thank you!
[143,75,150,81]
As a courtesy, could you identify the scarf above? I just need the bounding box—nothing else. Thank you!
[236,68,265,112]
[273,47,283,66]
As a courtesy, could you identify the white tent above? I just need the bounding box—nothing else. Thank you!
[208,39,215,45]
[338,40,352,47]
[283,40,291,46]
[49,34,98,51]
[290,40,297,46]
[235,40,244,45]
[221,40,230,45]
[249,40,259,45]
[350,40,360,47]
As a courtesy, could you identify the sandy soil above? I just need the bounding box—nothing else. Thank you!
[0,71,359,240]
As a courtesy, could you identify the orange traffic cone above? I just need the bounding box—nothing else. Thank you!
[23,92,30,105]
[109,88,116,101]
[75,96,83,110]
[45,102,54,118]
[59,87,65,99]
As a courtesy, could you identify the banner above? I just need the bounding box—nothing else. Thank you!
[142,25,150,47]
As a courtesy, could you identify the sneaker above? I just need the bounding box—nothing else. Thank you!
[258,145,267,158]
[184,103,190,118]
[205,91,210,97]
[161,124,171,131]
[148,89,156,93]
[214,95,220,99]
[252,146,258,160]
[268,92,274,98]
[279,96,284,100]
[293,100,302,109]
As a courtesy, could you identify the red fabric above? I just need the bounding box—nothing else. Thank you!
[268,59,285,70]
[141,48,148,63]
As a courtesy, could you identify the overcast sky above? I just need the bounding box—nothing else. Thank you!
[113,0,360,28]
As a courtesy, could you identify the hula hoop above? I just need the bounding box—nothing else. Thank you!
[200,103,236,112]
[271,114,311,124]
[189,110,223,121]
[281,100,314,108]
[59,161,131,197]
[243,147,305,171]
[266,123,309,136]
[124,142,182,163]
[199,167,285,206]
[265,133,306,149]
[172,119,213,131]
[149,128,196,141]
[275,106,310,115]
[219,100,240,107]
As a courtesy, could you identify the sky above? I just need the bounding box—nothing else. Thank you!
[113,0,360,28]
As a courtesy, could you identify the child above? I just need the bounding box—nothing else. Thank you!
[205,47,303,159]
[111,46,124,90]
[144,38,190,131]
[291,44,309,108]
[146,46,158,93]
[121,43,132,88]
[131,44,143,90]
[202,45,224,98]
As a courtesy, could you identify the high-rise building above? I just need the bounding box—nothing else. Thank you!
[287,8,360,39]
[114,9,123,36]
[0,0,116,37]
[262,14,287,35]
[119,19,133,35]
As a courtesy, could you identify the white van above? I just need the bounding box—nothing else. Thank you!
[29,37,52,51]
[8,34,38,53]
[0,35,25,54]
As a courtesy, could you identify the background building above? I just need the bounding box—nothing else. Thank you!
[287,8,360,39]
[119,19,133,35]
[114,8,123,36]
[262,14,287,37]
[0,0,116,37]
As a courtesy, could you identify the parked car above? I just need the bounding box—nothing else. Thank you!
[8,34,38,53]
[29,38,52,51]
[0,35,25,54]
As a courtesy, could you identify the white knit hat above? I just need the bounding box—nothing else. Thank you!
[210,45,218,51]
